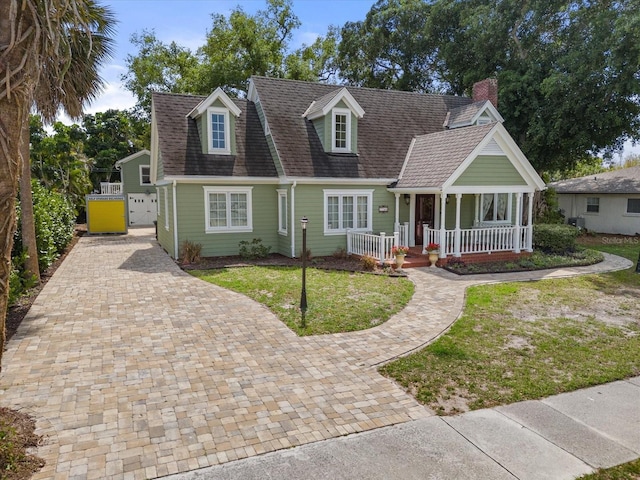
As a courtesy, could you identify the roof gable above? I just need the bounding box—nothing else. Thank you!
[396,123,544,190]
[444,100,504,129]
[303,87,365,120]
[187,87,242,119]
[115,149,151,167]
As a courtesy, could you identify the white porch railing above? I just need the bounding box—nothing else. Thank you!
[347,231,399,263]
[100,182,122,195]
[394,222,410,248]
[424,225,532,256]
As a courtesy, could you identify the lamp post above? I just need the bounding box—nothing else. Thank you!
[300,217,308,328]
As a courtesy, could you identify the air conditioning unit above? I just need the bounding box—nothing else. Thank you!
[568,217,585,229]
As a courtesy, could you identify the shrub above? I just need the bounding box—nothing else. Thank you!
[239,238,271,260]
[533,224,579,254]
[332,247,348,259]
[180,240,202,264]
[360,255,377,271]
[8,251,38,306]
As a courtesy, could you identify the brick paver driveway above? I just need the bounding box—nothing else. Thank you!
[1,230,436,479]
[2,229,630,479]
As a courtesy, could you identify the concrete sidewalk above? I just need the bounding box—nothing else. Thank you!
[167,377,640,480]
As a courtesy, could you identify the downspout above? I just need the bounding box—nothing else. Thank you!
[290,181,297,257]
[172,180,179,259]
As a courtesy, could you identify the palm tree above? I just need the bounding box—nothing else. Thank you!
[0,0,115,369]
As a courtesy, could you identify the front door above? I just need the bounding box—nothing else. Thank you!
[415,194,435,245]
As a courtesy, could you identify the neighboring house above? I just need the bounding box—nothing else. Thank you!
[549,166,640,235]
[150,77,545,261]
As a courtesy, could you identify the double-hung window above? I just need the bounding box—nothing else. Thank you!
[586,197,600,213]
[140,165,151,185]
[277,189,287,235]
[324,189,372,234]
[204,187,252,233]
[480,193,512,223]
[331,108,351,153]
[207,107,231,154]
[627,198,640,214]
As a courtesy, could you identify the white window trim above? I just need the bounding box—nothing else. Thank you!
[331,108,352,153]
[625,198,640,215]
[586,196,600,214]
[163,187,169,231]
[323,189,373,235]
[207,107,231,154]
[479,193,513,224]
[139,165,151,186]
[203,186,253,233]
[277,189,287,235]
[156,188,161,217]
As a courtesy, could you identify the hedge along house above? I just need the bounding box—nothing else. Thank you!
[150,76,545,262]
[114,150,157,226]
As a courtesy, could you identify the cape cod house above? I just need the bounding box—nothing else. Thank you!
[150,77,545,263]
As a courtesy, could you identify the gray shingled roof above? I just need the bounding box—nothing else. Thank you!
[251,76,473,179]
[549,166,640,194]
[396,123,495,188]
[444,101,486,128]
[152,92,277,178]
[302,88,343,119]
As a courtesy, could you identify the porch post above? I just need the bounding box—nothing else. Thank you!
[454,193,462,257]
[526,192,534,251]
[394,193,400,228]
[474,194,480,226]
[514,192,522,253]
[379,232,386,264]
[439,192,447,258]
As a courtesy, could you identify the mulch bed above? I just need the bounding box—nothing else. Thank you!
[183,253,368,272]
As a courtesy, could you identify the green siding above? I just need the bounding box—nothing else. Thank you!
[120,153,151,195]
[267,135,284,177]
[444,195,476,229]
[157,186,175,257]
[173,183,279,258]
[453,155,527,186]
[292,185,400,257]
[156,152,164,180]
[313,117,327,151]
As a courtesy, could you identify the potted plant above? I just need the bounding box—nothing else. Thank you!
[391,245,409,269]
[425,242,440,267]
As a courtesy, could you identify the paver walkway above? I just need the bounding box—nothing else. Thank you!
[0,229,632,479]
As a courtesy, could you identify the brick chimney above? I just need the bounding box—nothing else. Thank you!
[472,78,498,108]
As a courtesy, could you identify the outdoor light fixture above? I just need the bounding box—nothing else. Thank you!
[300,217,309,327]
[404,194,410,205]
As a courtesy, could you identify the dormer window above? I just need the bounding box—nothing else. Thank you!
[208,107,230,154]
[332,108,351,153]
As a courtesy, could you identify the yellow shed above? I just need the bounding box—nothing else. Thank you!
[86,194,127,234]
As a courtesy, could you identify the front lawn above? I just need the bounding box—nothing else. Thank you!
[380,239,640,415]
[191,266,414,336]
[578,459,640,480]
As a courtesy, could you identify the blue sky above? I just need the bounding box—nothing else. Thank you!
[90,0,375,114]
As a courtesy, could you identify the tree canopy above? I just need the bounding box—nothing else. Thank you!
[122,0,338,116]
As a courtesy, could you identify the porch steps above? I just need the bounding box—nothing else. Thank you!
[393,247,532,269]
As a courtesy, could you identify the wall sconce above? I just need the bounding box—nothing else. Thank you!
[404,194,410,205]
[445,195,450,204]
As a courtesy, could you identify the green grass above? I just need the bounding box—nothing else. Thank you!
[191,266,414,336]
[380,236,640,415]
[577,459,640,479]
